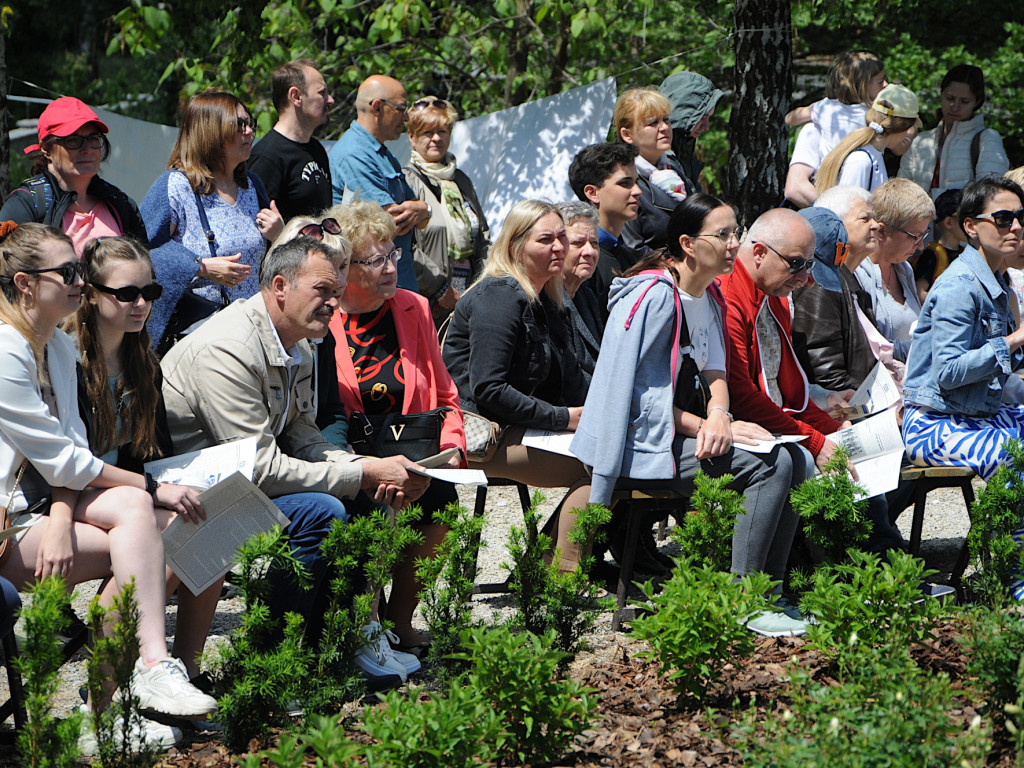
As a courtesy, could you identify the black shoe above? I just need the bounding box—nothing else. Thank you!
[639,527,675,571]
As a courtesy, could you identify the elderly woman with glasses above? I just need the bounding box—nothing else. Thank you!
[140,87,285,354]
[1,97,147,256]
[315,200,465,652]
[403,96,490,323]
[902,176,1024,478]
[853,178,936,362]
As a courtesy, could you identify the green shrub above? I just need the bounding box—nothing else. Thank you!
[631,556,771,705]
[789,447,871,564]
[235,716,362,768]
[212,527,314,753]
[16,576,82,768]
[794,550,947,679]
[361,683,503,768]
[729,649,990,768]
[505,495,612,664]
[84,579,158,768]
[454,626,597,766]
[966,439,1024,606]
[672,470,742,570]
[961,606,1024,723]
[416,502,486,679]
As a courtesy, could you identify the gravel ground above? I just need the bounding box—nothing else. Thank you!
[0,479,976,728]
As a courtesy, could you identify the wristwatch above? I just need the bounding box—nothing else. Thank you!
[144,472,160,498]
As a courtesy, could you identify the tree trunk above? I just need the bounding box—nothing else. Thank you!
[0,27,8,204]
[728,0,791,226]
[504,0,533,108]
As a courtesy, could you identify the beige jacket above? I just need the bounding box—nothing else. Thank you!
[161,293,362,499]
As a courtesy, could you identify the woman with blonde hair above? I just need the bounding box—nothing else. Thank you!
[815,84,922,195]
[141,87,284,354]
[403,97,490,322]
[0,223,216,753]
[442,200,595,572]
[613,87,684,251]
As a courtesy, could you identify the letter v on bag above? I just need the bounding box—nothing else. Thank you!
[390,423,406,440]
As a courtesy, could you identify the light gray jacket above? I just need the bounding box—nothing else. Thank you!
[161,293,362,499]
[898,113,1009,200]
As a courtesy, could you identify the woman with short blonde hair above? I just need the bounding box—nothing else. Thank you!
[403,96,490,323]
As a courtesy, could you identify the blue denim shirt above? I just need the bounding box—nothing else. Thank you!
[327,121,417,291]
[902,244,1023,417]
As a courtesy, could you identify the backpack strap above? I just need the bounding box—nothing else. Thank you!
[971,131,982,178]
[27,177,54,221]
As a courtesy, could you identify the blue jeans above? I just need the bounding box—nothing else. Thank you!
[266,492,351,641]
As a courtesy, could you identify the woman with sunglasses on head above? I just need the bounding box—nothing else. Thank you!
[0,223,217,753]
[140,87,285,353]
[66,236,222,688]
[852,178,936,363]
[312,200,464,653]
[402,96,490,323]
[0,97,147,257]
[902,177,1024,478]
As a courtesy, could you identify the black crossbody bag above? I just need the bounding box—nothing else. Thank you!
[347,408,451,462]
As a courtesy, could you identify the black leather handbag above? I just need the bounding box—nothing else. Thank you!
[347,408,450,461]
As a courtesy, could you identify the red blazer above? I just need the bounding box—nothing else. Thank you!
[717,260,839,457]
[329,289,467,462]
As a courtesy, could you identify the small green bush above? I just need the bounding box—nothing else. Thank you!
[416,502,486,679]
[454,626,597,766]
[789,446,871,564]
[966,439,1024,606]
[16,576,82,768]
[505,495,611,663]
[85,579,158,768]
[794,550,947,678]
[631,556,771,704]
[730,648,990,768]
[961,606,1024,722]
[672,470,742,570]
[235,715,362,768]
[361,683,503,768]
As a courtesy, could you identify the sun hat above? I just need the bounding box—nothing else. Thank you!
[798,207,850,293]
[24,97,109,154]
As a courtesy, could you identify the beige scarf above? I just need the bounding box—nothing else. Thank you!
[409,151,474,260]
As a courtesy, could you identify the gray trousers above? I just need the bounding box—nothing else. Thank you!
[674,437,811,580]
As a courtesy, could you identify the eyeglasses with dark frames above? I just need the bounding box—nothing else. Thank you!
[696,226,745,245]
[351,247,402,271]
[236,116,256,133]
[89,282,163,303]
[380,99,408,114]
[757,241,815,274]
[898,227,928,246]
[298,218,343,240]
[411,98,450,111]
[974,208,1024,229]
[54,133,104,151]
[20,261,86,285]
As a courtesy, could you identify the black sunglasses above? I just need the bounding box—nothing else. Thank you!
[236,116,256,133]
[974,208,1024,229]
[90,281,163,303]
[298,218,343,240]
[757,241,815,274]
[21,261,85,285]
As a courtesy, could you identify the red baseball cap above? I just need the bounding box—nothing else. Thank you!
[24,97,109,154]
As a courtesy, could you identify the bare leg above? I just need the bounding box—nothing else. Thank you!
[384,523,447,646]
[171,578,224,678]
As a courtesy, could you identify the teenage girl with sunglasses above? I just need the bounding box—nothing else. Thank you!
[0,224,216,753]
[902,177,1024,478]
[67,236,220,697]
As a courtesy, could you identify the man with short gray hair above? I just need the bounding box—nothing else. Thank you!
[161,236,429,684]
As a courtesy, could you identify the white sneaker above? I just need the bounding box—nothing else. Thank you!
[77,705,182,756]
[357,623,410,681]
[384,628,422,676]
[131,657,218,717]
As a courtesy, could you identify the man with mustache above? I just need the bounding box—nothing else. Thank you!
[161,236,429,685]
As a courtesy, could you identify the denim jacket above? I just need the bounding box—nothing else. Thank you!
[902,244,1022,417]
